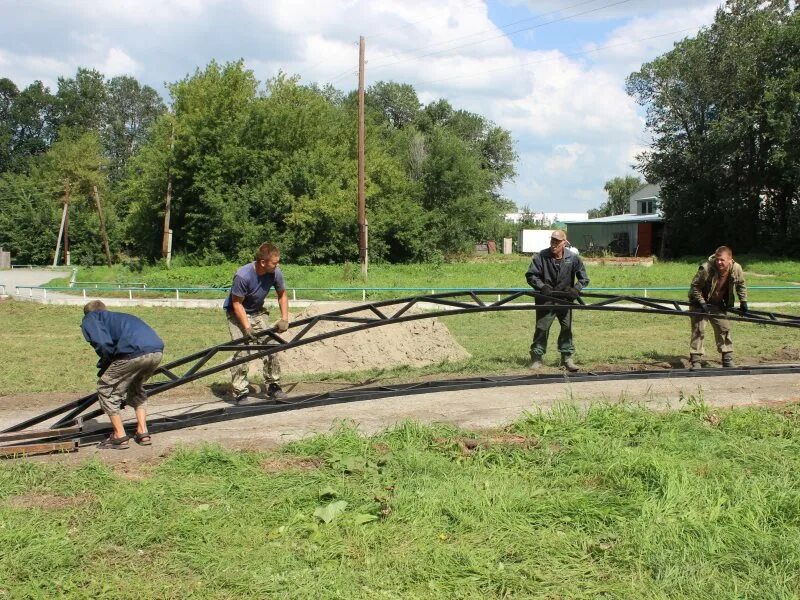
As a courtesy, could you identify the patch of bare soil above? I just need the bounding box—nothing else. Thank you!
[260,455,323,473]
[770,346,800,362]
[435,433,540,454]
[6,492,96,510]
[248,302,471,377]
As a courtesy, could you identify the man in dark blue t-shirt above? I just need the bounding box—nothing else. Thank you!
[224,242,290,404]
[81,300,164,449]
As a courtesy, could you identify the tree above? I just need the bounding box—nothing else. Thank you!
[366,81,420,129]
[627,0,797,254]
[56,68,107,132]
[103,76,166,182]
[589,175,643,218]
[0,80,57,173]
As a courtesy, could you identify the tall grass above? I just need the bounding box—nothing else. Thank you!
[2,404,800,598]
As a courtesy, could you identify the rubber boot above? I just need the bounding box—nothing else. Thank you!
[690,354,703,370]
[561,354,579,372]
[721,352,734,368]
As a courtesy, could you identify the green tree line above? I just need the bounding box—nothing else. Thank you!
[0,62,517,265]
[628,0,800,256]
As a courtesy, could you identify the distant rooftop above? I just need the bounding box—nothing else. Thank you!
[562,213,663,224]
[505,211,589,224]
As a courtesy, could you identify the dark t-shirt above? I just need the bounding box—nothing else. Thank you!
[223,263,286,314]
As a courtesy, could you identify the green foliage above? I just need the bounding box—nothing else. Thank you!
[628,0,800,255]
[589,175,643,218]
[2,61,516,265]
[3,406,800,597]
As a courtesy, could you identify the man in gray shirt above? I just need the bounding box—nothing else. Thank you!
[224,242,290,404]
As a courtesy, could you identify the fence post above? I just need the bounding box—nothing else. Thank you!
[362,289,366,301]
[176,289,180,301]
[292,288,296,301]
[644,288,647,298]
[82,289,86,299]
[43,288,47,301]
[128,289,133,300]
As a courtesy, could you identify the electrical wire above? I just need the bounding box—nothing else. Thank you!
[370,0,605,58]
[417,23,708,86]
[367,0,637,73]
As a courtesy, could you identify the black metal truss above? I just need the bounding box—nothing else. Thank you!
[6,363,800,448]
[3,290,799,438]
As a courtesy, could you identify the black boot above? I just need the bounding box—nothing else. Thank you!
[721,352,734,368]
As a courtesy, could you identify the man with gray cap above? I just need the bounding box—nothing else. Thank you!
[524,229,590,371]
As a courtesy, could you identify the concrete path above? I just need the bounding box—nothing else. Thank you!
[0,267,70,297]
[4,371,798,464]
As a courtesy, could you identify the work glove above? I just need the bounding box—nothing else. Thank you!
[243,327,256,341]
[275,318,289,333]
[565,286,581,301]
[698,303,710,314]
[739,301,748,314]
[539,284,553,295]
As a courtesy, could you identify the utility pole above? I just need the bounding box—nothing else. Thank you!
[357,35,368,278]
[93,186,113,267]
[53,182,69,267]
[162,121,175,266]
[63,181,71,266]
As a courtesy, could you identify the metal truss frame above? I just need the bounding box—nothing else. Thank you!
[3,290,799,445]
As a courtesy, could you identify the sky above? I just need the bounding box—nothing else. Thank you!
[0,0,721,213]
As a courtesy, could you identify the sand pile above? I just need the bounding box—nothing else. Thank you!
[248,302,471,376]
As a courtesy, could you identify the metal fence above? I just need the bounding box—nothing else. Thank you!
[9,284,800,302]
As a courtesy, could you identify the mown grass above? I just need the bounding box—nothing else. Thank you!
[45,254,800,302]
[2,404,800,598]
[1,301,798,396]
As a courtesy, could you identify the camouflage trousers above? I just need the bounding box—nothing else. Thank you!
[226,310,281,397]
[690,304,733,356]
[97,352,163,416]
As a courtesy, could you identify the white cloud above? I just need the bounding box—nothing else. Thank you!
[100,48,141,76]
[0,0,718,210]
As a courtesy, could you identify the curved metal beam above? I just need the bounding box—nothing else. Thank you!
[3,290,798,434]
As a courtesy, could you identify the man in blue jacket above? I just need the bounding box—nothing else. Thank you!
[525,230,590,371]
[81,300,164,449]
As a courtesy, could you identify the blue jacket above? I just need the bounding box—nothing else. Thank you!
[81,310,164,375]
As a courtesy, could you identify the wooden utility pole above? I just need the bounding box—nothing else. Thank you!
[62,180,71,266]
[93,186,113,267]
[53,190,68,267]
[162,123,175,266]
[357,35,368,278]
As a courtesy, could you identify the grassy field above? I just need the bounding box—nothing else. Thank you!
[1,301,798,396]
[43,254,800,302]
[2,405,800,598]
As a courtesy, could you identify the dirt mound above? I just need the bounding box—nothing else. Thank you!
[250,302,471,376]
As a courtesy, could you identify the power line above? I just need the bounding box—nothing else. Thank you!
[417,24,708,87]
[370,0,605,60]
[367,0,637,73]
[365,0,489,43]
[320,0,636,88]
